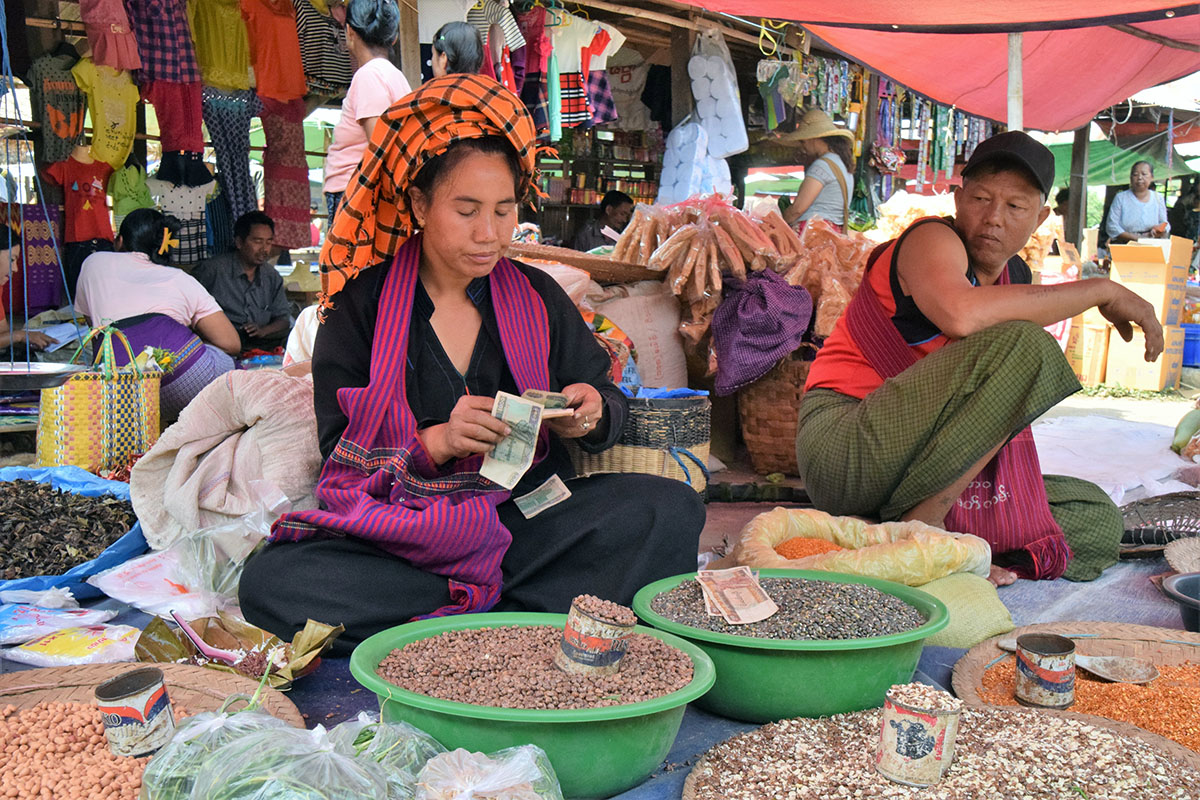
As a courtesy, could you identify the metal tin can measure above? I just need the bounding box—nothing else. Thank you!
[554,600,635,676]
[94,666,175,757]
[1014,633,1075,709]
[875,689,962,787]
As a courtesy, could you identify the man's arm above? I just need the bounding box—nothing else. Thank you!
[244,315,289,338]
[899,222,1164,361]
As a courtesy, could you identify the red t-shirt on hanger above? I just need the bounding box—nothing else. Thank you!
[44,156,115,243]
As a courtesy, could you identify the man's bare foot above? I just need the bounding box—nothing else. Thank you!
[988,564,1017,587]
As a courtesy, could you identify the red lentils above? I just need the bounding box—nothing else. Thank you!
[773,537,844,560]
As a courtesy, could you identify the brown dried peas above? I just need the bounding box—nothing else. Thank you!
[980,659,1200,752]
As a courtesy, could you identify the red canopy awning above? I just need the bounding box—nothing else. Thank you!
[675,3,1200,131]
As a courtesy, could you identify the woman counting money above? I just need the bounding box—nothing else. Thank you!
[238,75,705,653]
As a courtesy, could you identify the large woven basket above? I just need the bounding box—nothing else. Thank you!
[737,353,812,476]
[569,396,710,492]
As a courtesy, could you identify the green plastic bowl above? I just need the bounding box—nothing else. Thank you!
[632,569,949,723]
[349,612,715,799]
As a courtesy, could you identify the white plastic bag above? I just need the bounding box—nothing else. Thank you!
[86,548,224,619]
[0,624,139,666]
[0,587,79,608]
[0,603,117,645]
[329,712,447,800]
[657,117,710,205]
[416,745,564,800]
[689,28,747,158]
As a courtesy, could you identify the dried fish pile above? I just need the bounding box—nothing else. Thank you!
[0,480,136,579]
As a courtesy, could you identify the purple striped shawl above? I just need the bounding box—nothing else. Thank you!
[272,234,552,617]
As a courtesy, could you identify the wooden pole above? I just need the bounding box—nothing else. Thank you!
[1007,32,1023,131]
[396,0,421,90]
[1065,127,1090,248]
[670,23,695,127]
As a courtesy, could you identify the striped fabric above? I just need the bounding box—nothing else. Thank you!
[466,0,526,52]
[319,73,546,310]
[272,233,552,618]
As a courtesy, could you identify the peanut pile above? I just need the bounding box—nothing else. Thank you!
[572,595,636,627]
[688,707,1200,799]
[378,625,693,709]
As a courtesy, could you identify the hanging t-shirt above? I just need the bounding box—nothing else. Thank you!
[124,0,202,84]
[44,157,114,243]
[416,0,473,42]
[79,0,141,71]
[293,0,354,95]
[590,23,625,71]
[70,58,139,168]
[147,177,212,265]
[607,47,652,131]
[466,0,525,52]
[547,12,599,73]
[109,164,155,218]
[513,6,549,74]
[26,53,86,164]
[241,0,308,102]
[323,58,412,194]
[188,0,251,90]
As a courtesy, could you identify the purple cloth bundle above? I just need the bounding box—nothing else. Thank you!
[711,269,812,396]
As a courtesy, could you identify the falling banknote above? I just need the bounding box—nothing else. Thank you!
[480,391,543,490]
[696,566,779,625]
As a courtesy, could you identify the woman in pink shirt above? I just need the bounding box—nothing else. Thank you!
[322,0,411,227]
[75,209,241,419]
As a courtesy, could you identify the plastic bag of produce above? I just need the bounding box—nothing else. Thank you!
[86,547,225,619]
[191,725,389,800]
[416,746,564,800]
[0,603,117,645]
[733,507,992,585]
[0,623,140,666]
[139,701,288,800]
[329,712,446,800]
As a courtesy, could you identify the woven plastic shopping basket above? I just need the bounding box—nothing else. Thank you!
[569,395,711,492]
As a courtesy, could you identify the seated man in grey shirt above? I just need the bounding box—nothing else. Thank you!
[192,211,291,352]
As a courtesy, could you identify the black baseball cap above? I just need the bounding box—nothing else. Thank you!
[962,130,1055,198]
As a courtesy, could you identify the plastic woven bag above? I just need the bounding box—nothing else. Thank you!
[191,725,389,800]
[329,712,446,800]
[139,698,288,800]
[416,746,564,800]
[733,507,992,586]
[36,325,160,474]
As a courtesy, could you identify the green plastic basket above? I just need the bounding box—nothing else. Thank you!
[633,569,949,723]
[349,612,715,799]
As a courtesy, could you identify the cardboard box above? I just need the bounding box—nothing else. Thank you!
[1105,324,1184,391]
[1109,236,1193,326]
[1065,319,1109,385]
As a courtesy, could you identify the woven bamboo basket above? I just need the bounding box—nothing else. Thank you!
[0,663,305,727]
[737,353,812,476]
[569,396,710,492]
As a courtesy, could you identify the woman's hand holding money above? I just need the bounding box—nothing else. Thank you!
[420,394,512,464]
[546,383,605,440]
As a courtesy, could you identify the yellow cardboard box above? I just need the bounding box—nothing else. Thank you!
[1064,318,1109,385]
[1105,324,1184,391]
[1109,236,1193,326]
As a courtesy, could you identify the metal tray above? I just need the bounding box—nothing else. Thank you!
[0,362,88,391]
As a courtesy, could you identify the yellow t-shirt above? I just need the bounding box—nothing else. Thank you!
[188,0,252,90]
[70,58,139,169]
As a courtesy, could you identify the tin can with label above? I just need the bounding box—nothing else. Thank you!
[94,666,175,757]
[554,599,635,676]
[875,688,962,787]
[1014,633,1075,709]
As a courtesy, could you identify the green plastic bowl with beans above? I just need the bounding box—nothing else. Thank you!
[349,612,715,799]
[632,568,949,723]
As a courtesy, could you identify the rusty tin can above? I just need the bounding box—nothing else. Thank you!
[1014,633,1076,709]
[875,689,962,787]
[94,666,175,757]
[553,599,635,675]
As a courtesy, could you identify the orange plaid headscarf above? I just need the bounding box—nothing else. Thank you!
[319,73,542,312]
